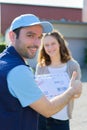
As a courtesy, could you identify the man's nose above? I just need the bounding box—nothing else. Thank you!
[34,38,41,46]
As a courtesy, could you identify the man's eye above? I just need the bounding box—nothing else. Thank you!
[27,34,33,37]
[27,33,34,37]
[38,34,43,40]
[38,36,42,39]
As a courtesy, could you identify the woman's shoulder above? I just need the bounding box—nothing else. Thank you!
[67,59,81,79]
[36,64,49,75]
[67,59,80,67]
[36,63,47,69]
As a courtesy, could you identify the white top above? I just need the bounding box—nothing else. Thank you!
[48,65,70,120]
[35,64,70,120]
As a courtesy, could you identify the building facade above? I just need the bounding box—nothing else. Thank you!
[0,2,87,67]
[0,3,82,35]
[82,0,87,22]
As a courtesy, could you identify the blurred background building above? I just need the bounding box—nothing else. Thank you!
[0,0,87,68]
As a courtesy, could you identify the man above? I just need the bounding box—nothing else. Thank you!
[0,14,82,130]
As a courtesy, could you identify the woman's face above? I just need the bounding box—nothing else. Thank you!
[43,35,60,58]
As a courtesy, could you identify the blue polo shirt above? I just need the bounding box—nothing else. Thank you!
[7,65,43,107]
[0,46,43,130]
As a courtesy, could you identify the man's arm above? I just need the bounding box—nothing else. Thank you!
[8,66,82,118]
[30,71,82,117]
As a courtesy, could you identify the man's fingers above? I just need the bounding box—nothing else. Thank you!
[74,93,81,98]
[70,71,82,98]
[71,71,77,82]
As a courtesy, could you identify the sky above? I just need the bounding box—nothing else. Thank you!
[0,0,84,8]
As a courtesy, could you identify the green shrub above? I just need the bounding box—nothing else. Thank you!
[84,48,87,64]
[0,43,6,53]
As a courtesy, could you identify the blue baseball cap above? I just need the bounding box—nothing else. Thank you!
[10,14,53,33]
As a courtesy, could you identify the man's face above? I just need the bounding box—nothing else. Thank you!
[13,25,43,59]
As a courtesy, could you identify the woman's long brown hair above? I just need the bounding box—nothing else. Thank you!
[38,30,72,66]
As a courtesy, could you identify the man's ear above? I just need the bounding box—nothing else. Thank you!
[9,31,16,44]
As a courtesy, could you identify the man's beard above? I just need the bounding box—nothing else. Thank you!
[27,45,39,59]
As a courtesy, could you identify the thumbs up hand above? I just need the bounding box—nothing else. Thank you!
[69,71,82,98]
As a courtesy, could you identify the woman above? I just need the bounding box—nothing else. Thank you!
[35,30,81,130]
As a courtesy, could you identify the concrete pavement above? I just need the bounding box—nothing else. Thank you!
[70,68,87,130]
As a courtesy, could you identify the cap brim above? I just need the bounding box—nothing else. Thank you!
[24,21,53,33]
[38,21,53,33]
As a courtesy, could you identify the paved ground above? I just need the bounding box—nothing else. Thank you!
[70,68,87,130]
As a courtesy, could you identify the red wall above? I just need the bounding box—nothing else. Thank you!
[1,3,82,35]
